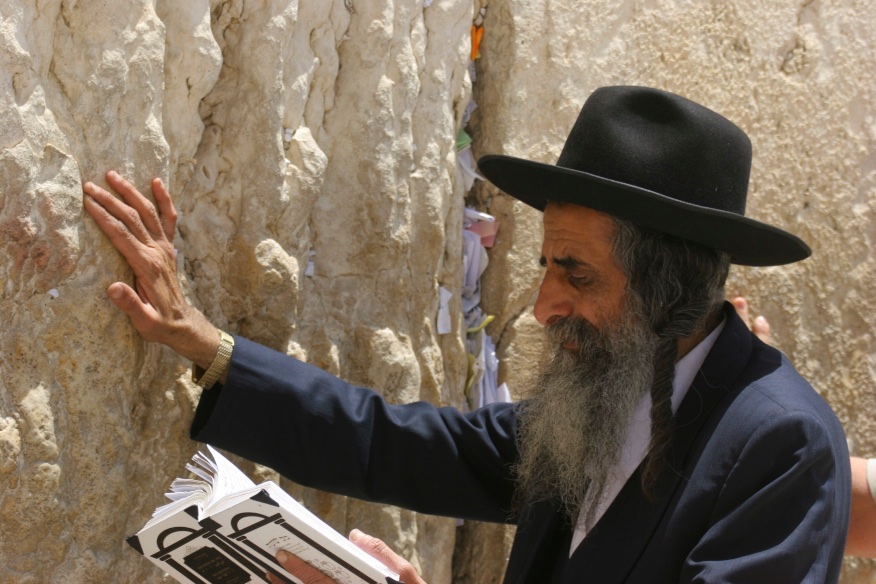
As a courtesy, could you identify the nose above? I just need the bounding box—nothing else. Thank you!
[533,273,574,326]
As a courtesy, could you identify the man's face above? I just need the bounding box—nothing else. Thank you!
[534,202,629,335]
[515,203,658,526]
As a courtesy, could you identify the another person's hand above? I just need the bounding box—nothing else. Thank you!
[269,529,427,584]
[847,456,876,557]
[732,298,876,557]
[730,296,772,345]
[83,172,219,369]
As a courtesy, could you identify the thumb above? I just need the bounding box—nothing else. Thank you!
[107,282,159,338]
[349,530,426,584]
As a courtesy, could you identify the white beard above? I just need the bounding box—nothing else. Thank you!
[514,298,658,527]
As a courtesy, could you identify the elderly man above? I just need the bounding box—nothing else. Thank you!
[85,86,850,583]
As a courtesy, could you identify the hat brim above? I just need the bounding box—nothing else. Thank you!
[478,154,811,267]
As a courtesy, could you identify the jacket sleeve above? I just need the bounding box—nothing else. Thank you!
[190,335,520,524]
[680,402,850,584]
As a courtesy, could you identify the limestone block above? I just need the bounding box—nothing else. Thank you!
[1,0,471,582]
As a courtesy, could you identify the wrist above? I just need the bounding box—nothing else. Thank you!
[192,329,234,389]
[163,306,221,369]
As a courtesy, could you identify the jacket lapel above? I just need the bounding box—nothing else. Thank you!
[561,303,753,583]
[503,500,570,584]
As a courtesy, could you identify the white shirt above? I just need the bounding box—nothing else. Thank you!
[570,319,727,554]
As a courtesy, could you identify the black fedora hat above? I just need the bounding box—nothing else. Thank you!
[477,86,810,266]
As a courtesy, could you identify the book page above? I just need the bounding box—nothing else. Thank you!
[145,447,257,526]
[142,492,205,530]
[260,483,391,575]
[203,445,256,506]
[209,492,399,584]
[129,449,401,584]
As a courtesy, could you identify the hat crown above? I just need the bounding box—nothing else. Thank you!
[475,85,811,266]
[556,86,751,215]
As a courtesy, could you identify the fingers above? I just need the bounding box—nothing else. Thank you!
[267,535,427,584]
[269,549,336,584]
[84,172,176,251]
[349,530,427,584]
[83,177,175,300]
[730,296,773,345]
[107,282,162,338]
[105,171,166,238]
[84,171,221,358]
[751,315,772,345]
[85,172,188,344]
[730,296,750,325]
[151,177,178,240]
[83,183,153,255]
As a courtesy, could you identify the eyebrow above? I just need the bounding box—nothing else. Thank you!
[539,255,593,270]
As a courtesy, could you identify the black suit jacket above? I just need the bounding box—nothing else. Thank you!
[191,303,850,583]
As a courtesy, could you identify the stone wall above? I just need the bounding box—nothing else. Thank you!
[0,0,873,582]
[1,0,471,582]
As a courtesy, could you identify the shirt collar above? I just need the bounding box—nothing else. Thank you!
[570,316,728,554]
[621,317,727,470]
[671,317,726,413]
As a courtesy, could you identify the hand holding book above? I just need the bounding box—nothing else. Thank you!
[270,530,427,584]
[127,446,414,584]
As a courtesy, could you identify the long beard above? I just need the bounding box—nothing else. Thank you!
[514,299,658,528]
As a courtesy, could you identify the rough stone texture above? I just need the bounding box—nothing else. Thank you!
[1,0,470,582]
[1,1,874,583]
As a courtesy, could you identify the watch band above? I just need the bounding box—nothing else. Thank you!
[192,329,235,389]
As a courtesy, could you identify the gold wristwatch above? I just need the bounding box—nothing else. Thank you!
[192,329,235,389]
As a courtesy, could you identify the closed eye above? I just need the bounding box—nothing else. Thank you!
[540,256,597,288]
[568,273,593,288]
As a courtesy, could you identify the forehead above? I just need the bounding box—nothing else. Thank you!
[541,202,617,259]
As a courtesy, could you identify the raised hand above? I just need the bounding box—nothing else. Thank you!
[83,171,219,369]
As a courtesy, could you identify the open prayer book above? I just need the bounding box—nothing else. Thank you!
[127,446,401,584]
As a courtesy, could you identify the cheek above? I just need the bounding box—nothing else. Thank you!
[572,290,626,329]
[600,274,630,321]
